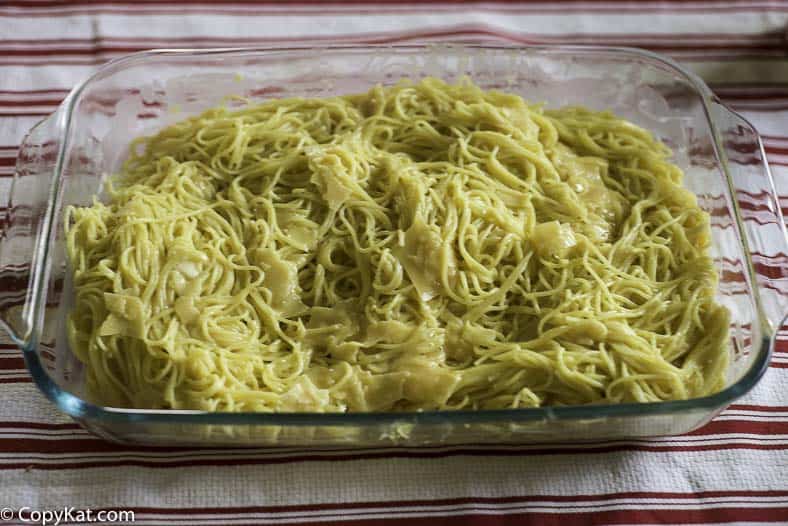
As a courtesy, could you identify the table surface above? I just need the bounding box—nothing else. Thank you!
[1,2,787,525]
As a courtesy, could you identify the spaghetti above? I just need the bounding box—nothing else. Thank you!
[65,78,729,412]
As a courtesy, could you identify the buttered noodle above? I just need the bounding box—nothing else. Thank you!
[65,78,729,412]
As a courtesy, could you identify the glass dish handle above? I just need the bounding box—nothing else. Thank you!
[0,113,62,347]
[711,102,788,333]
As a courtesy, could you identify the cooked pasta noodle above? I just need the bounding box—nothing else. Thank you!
[64,78,729,412]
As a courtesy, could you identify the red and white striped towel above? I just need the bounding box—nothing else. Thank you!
[1,2,787,525]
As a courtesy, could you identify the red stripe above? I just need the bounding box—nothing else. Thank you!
[0,31,782,47]
[1,503,787,526]
[92,490,788,514]
[1,156,24,167]
[687,419,788,435]
[0,111,51,117]
[0,35,781,57]
[2,443,788,471]
[1,423,785,457]
[0,42,780,57]
[763,145,788,156]
[0,50,783,70]
[0,98,65,107]
[0,357,24,369]
[272,507,788,526]
[0,377,31,384]
[731,404,788,411]
[2,30,783,43]
[0,89,69,96]
[0,28,784,65]
[4,48,764,67]
[0,492,783,525]
[57,496,788,524]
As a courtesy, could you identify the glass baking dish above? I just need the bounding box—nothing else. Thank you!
[2,44,786,447]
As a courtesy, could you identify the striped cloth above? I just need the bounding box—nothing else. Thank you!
[2,2,788,525]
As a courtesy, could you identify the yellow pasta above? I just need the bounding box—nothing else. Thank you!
[64,77,729,412]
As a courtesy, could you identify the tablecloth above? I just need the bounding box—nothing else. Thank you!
[1,1,787,525]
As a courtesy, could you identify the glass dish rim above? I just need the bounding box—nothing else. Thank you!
[19,42,777,427]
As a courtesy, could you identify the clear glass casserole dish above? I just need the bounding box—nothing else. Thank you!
[2,44,786,447]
